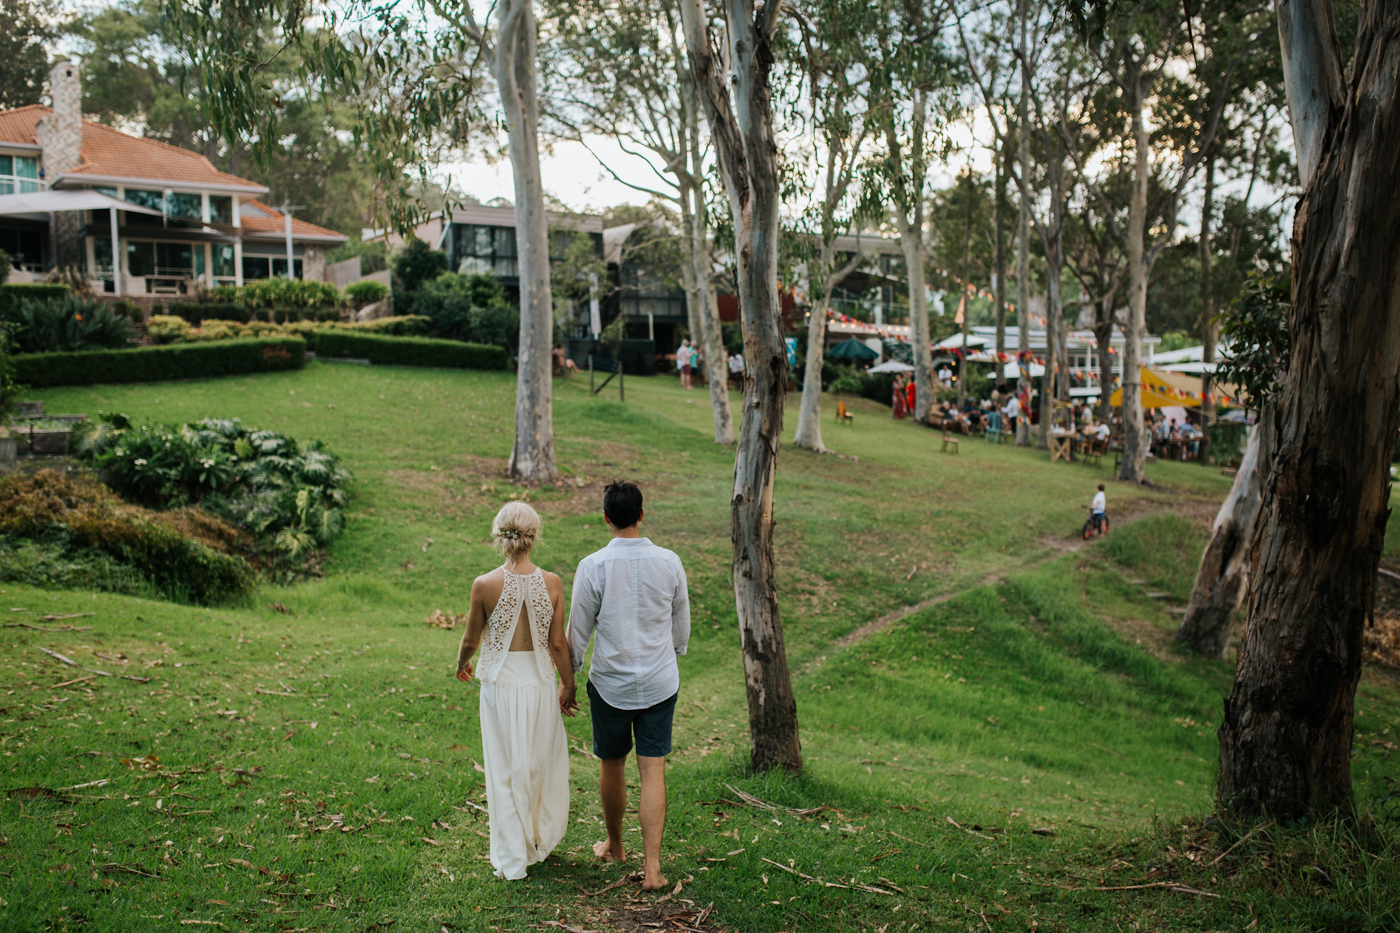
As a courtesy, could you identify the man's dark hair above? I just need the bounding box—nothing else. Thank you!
[604,481,644,529]
[1097,484,1105,491]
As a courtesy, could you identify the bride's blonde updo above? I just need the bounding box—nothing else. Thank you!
[491,500,541,566]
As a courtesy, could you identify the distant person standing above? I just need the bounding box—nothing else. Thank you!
[568,481,690,892]
[675,340,691,390]
[1002,392,1021,434]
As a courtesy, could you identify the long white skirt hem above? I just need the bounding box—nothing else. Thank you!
[479,652,569,880]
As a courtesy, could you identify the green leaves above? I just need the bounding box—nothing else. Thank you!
[70,413,354,560]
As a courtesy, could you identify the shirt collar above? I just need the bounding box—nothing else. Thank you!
[606,536,652,548]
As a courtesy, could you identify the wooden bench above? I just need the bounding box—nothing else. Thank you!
[1082,437,1106,467]
[836,400,854,425]
[941,428,959,454]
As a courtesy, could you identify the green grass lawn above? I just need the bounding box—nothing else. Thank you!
[3,363,1398,932]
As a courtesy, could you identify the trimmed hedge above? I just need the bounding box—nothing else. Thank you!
[0,283,71,315]
[316,331,507,370]
[13,337,306,387]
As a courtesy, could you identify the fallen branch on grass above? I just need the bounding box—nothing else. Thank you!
[1209,820,1274,867]
[101,862,160,879]
[6,622,93,632]
[583,872,643,897]
[723,783,826,816]
[37,647,109,677]
[946,816,994,840]
[759,857,896,895]
[49,675,96,690]
[255,689,297,696]
[1093,881,1221,898]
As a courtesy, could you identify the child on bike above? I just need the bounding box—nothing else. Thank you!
[1090,484,1107,536]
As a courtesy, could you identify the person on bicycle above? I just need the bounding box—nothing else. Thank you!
[1090,483,1107,536]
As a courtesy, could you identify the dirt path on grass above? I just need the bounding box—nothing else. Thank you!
[830,497,1218,653]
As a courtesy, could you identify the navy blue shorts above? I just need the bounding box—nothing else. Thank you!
[587,681,677,760]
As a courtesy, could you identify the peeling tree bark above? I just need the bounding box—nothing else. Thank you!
[499,0,558,483]
[1218,0,1400,821]
[681,0,800,773]
[1178,421,1265,657]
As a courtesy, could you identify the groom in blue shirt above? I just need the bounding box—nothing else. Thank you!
[567,480,690,891]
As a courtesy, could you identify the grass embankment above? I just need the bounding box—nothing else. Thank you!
[2,364,1397,932]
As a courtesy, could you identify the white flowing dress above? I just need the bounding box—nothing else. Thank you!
[476,567,570,880]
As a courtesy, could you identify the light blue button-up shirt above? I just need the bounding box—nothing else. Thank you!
[567,537,690,710]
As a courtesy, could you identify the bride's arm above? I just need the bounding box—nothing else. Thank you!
[544,573,579,716]
[456,578,487,681]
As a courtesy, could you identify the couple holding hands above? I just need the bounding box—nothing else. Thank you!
[454,481,689,889]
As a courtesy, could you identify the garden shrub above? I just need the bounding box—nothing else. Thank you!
[827,367,896,406]
[315,331,508,370]
[72,413,353,563]
[148,314,195,344]
[12,337,306,387]
[238,277,342,311]
[393,238,448,292]
[168,301,250,325]
[0,469,255,605]
[0,283,70,315]
[2,294,131,353]
[345,280,389,305]
[412,272,518,351]
[356,315,433,337]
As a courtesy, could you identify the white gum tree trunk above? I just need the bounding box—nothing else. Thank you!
[681,0,801,773]
[499,0,558,483]
[1118,76,1149,484]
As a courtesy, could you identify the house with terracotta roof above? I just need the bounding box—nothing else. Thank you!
[0,59,346,296]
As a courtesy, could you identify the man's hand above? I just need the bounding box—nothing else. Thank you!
[558,683,579,717]
[456,663,473,683]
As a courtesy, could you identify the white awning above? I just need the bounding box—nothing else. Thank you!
[868,360,915,373]
[934,333,988,349]
[0,190,164,217]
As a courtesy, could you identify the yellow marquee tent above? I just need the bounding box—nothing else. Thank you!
[1109,367,1236,409]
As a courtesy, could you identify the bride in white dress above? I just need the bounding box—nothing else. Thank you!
[456,502,579,880]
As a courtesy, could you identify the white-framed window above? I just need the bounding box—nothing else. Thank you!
[0,154,41,194]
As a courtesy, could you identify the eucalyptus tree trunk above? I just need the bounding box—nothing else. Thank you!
[1178,421,1264,657]
[793,288,830,451]
[1198,151,1217,461]
[499,0,558,483]
[1094,309,1114,425]
[693,200,735,444]
[994,150,1008,392]
[1014,2,1033,446]
[681,0,801,773]
[887,88,935,425]
[685,78,735,445]
[1117,71,1149,484]
[1217,0,1400,822]
[1037,295,1054,449]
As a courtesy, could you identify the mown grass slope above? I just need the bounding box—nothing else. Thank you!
[2,364,1396,932]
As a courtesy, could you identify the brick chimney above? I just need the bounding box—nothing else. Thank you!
[39,59,85,269]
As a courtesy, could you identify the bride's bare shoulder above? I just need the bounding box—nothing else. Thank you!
[539,569,563,594]
[471,567,505,598]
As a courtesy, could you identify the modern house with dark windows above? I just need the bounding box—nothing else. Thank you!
[0,59,345,295]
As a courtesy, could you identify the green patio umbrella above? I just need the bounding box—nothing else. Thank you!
[827,337,880,361]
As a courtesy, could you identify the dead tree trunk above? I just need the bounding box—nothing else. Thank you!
[1177,422,1265,657]
[1218,0,1400,821]
[499,0,558,483]
[682,0,801,773]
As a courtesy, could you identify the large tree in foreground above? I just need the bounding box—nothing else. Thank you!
[1217,0,1400,821]
[680,0,801,772]
[167,0,560,482]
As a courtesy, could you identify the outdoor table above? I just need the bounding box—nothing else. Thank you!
[1050,433,1073,464]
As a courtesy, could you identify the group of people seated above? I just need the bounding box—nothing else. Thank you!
[1149,412,1203,459]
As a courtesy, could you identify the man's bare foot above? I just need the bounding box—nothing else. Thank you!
[640,871,668,892]
[593,839,625,862]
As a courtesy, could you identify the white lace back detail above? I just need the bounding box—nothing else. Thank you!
[475,566,556,685]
